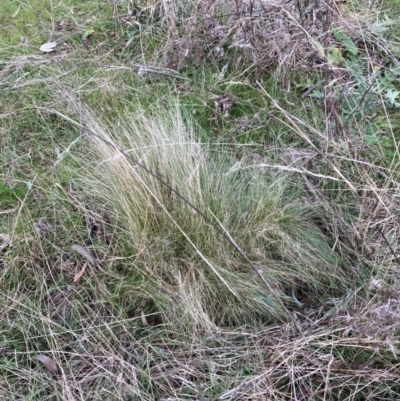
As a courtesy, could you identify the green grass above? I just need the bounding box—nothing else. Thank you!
[1,0,400,399]
[57,96,350,323]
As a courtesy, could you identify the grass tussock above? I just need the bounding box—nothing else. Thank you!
[57,97,348,328]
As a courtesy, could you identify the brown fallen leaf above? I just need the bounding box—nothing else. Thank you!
[71,244,96,265]
[73,261,88,282]
[34,354,58,375]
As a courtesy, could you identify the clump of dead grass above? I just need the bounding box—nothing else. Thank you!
[129,0,397,81]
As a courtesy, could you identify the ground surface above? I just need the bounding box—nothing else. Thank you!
[1,1,400,400]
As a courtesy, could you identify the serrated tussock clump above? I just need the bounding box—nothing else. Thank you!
[71,99,347,328]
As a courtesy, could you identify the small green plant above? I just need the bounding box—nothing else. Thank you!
[374,66,400,108]
[332,27,358,58]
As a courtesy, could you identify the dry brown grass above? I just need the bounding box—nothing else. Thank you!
[3,285,400,400]
[129,0,396,79]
